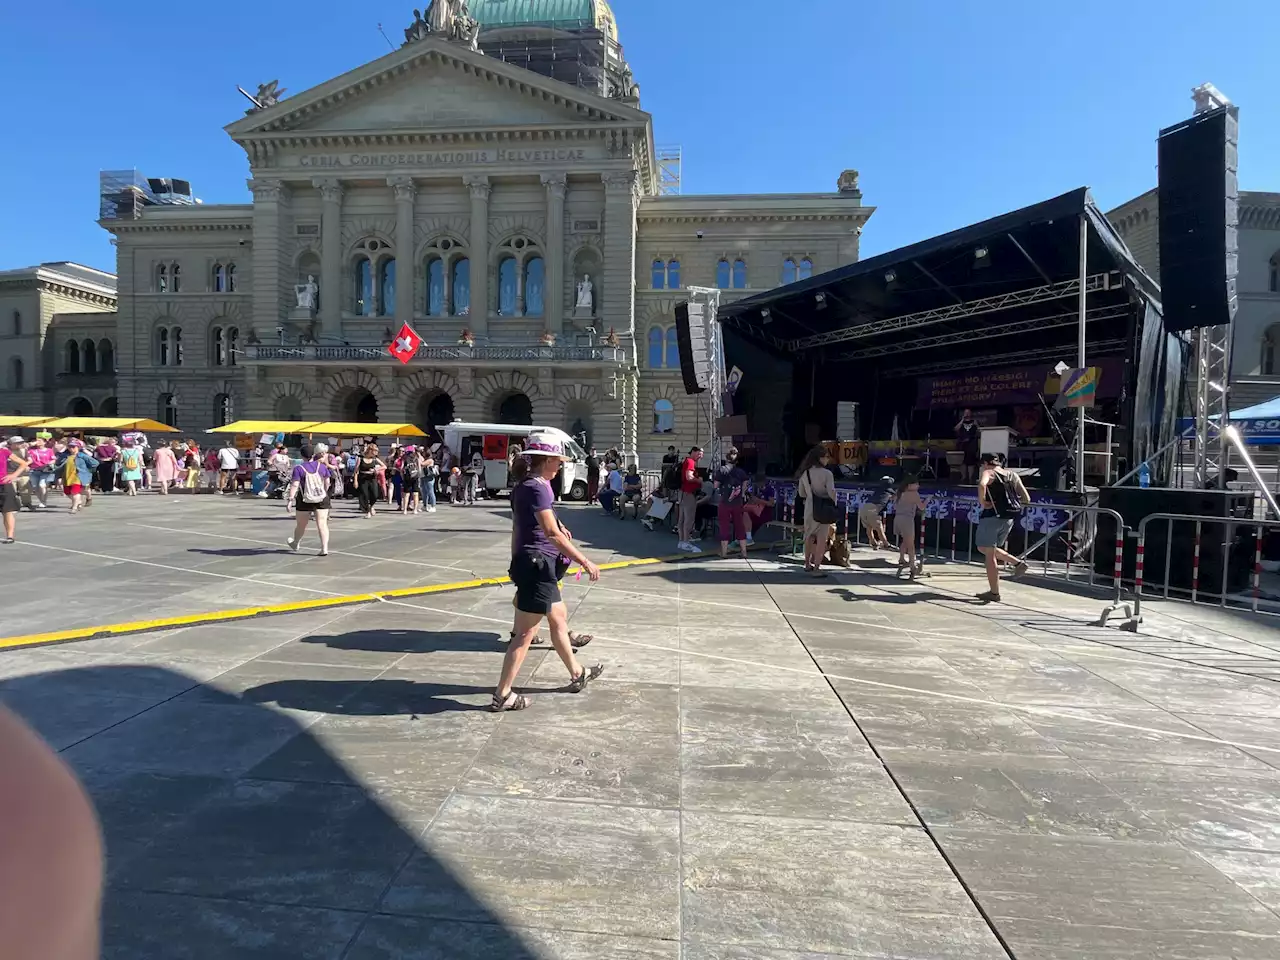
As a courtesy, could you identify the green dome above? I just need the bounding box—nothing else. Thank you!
[470,0,617,38]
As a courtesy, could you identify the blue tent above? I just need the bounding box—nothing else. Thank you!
[1180,395,1280,444]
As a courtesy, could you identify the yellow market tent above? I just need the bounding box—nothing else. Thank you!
[208,420,325,435]
[305,422,428,438]
[37,417,179,433]
[0,416,55,428]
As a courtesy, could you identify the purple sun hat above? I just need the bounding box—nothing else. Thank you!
[524,433,572,460]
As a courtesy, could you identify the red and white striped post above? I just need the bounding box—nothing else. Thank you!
[1065,515,1074,581]
[949,501,957,561]
[918,512,926,566]
[1253,524,1264,613]
[1133,526,1146,598]
[1112,519,1124,593]
[1191,520,1202,603]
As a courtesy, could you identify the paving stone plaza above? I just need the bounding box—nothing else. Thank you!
[4,493,1280,958]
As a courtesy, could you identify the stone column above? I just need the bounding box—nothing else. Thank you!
[541,173,567,335]
[464,175,490,336]
[389,176,416,327]
[248,178,289,341]
[313,178,344,337]
[602,170,639,339]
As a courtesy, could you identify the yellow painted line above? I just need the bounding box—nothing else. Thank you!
[0,548,737,652]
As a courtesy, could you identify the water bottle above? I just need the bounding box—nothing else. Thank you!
[1138,462,1151,489]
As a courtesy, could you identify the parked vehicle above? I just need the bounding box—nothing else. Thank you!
[439,421,590,500]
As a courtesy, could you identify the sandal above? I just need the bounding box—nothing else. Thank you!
[568,663,605,693]
[517,631,594,649]
[490,691,531,712]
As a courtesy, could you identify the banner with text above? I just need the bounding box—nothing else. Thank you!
[916,358,1123,409]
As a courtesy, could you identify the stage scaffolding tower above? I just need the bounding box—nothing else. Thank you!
[1192,322,1233,488]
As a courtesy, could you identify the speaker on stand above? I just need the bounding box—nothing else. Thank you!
[675,300,711,395]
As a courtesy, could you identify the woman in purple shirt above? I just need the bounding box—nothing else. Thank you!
[491,433,603,712]
[285,443,334,556]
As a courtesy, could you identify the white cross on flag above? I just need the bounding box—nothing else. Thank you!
[388,323,421,364]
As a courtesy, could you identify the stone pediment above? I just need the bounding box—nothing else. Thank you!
[225,36,648,139]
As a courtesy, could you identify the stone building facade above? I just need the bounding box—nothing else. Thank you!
[22,5,876,466]
[1108,188,1280,407]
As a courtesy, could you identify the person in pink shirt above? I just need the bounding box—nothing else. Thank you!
[24,436,55,509]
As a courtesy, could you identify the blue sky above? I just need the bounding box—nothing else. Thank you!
[2,0,1276,273]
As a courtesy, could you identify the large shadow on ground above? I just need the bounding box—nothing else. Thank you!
[3,663,542,959]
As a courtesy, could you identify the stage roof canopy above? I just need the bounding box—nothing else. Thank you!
[719,188,1161,377]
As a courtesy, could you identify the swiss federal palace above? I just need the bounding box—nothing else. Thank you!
[0,1,871,464]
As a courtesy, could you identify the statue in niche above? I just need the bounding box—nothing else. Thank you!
[575,274,594,315]
[295,275,318,311]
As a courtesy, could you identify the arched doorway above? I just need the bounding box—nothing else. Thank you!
[100,397,118,417]
[67,396,93,416]
[276,396,302,420]
[335,387,378,423]
[415,391,455,443]
[495,391,533,426]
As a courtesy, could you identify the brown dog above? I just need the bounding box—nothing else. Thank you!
[826,531,851,568]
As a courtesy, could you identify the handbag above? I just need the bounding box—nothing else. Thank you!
[807,468,840,524]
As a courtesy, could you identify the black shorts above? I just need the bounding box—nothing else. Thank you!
[294,492,331,512]
[0,483,18,514]
[402,477,421,495]
[509,551,565,615]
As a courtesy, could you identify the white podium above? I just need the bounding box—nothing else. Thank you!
[980,426,1014,462]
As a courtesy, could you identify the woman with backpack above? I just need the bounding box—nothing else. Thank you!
[285,444,334,556]
[118,436,144,497]
[399,445,424,516]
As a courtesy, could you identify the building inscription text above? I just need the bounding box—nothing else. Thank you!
[298,148,588,168]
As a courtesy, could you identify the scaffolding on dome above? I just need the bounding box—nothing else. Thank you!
[478,21,626,95]
[99,169,198,221]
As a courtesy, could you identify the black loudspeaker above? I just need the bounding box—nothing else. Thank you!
[1095,487,1256,591]
[1157,105,1239,332]
[675,300,711,395]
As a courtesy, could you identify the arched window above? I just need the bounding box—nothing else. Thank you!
[66,339,80,374]
[11,310,20,336]
[1264,325,1280,376]
[228,327,239,367]
[170,263,182,293]
[212,327,226,366]
[665,327,680,369]
[156,328,168,366]
[226,263,237,292]
[648,327,664,368]
[377,257,396,316]
[1271,254,1279,294]
[653,398,675,434]
[158,392,178,428]
[173,327,183,366]
[733,259,747,289]
[716,259,731,289]
[667,259,681,290]
[9,357,22,390]
[651,259,665,290]
[355,258,373,315]
[452,258,471,316]
[155,263,168,293]
[425,258,446,316]
[782,259,797,285]
[498,256,519,316]
[212,263,226,292]
[524,257,545,317]
[82,339,97,374]
[214,393,234,427]
[799,258,813,280]
[99,339,114,373]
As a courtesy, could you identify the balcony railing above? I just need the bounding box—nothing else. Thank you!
[244,343,628,364]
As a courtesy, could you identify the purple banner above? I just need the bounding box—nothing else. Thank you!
[916,358,1123,409]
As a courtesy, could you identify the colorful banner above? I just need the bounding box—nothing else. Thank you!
[916,358,1123,409]
[1060,367,1100,408]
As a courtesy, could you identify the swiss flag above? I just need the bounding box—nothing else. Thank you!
[388,323,421,364]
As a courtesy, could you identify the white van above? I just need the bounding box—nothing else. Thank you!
[438,421,591,500]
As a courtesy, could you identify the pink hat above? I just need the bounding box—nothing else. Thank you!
[524,433,572,461]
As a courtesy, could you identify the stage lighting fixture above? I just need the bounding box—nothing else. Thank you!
[815,292,828,309]
[884,270,897,283]
[760,308,772,324]
[974,245,991,268]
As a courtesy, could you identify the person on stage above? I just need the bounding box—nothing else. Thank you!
[954,408,980,484]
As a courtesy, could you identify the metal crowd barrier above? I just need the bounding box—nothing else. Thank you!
[1124,512,1280,630]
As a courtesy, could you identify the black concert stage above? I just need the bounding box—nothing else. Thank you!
[718,187,1184,482]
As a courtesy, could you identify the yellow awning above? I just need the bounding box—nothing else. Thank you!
[207,420,325,434]
[305,422,428,438]
[37,417,180,433]
[0,416,55,428]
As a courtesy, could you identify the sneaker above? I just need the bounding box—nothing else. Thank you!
[685,542,703,554]
[1,538,13,545]
[286,537,299,553]
[745,533,754,545]
[428,505,436,513]
[257,491,268,498]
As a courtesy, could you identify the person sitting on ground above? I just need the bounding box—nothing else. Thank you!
[975,451,1030,601]
[742,476,776,546]
[859,475,895,551]
[620,463,644,517]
